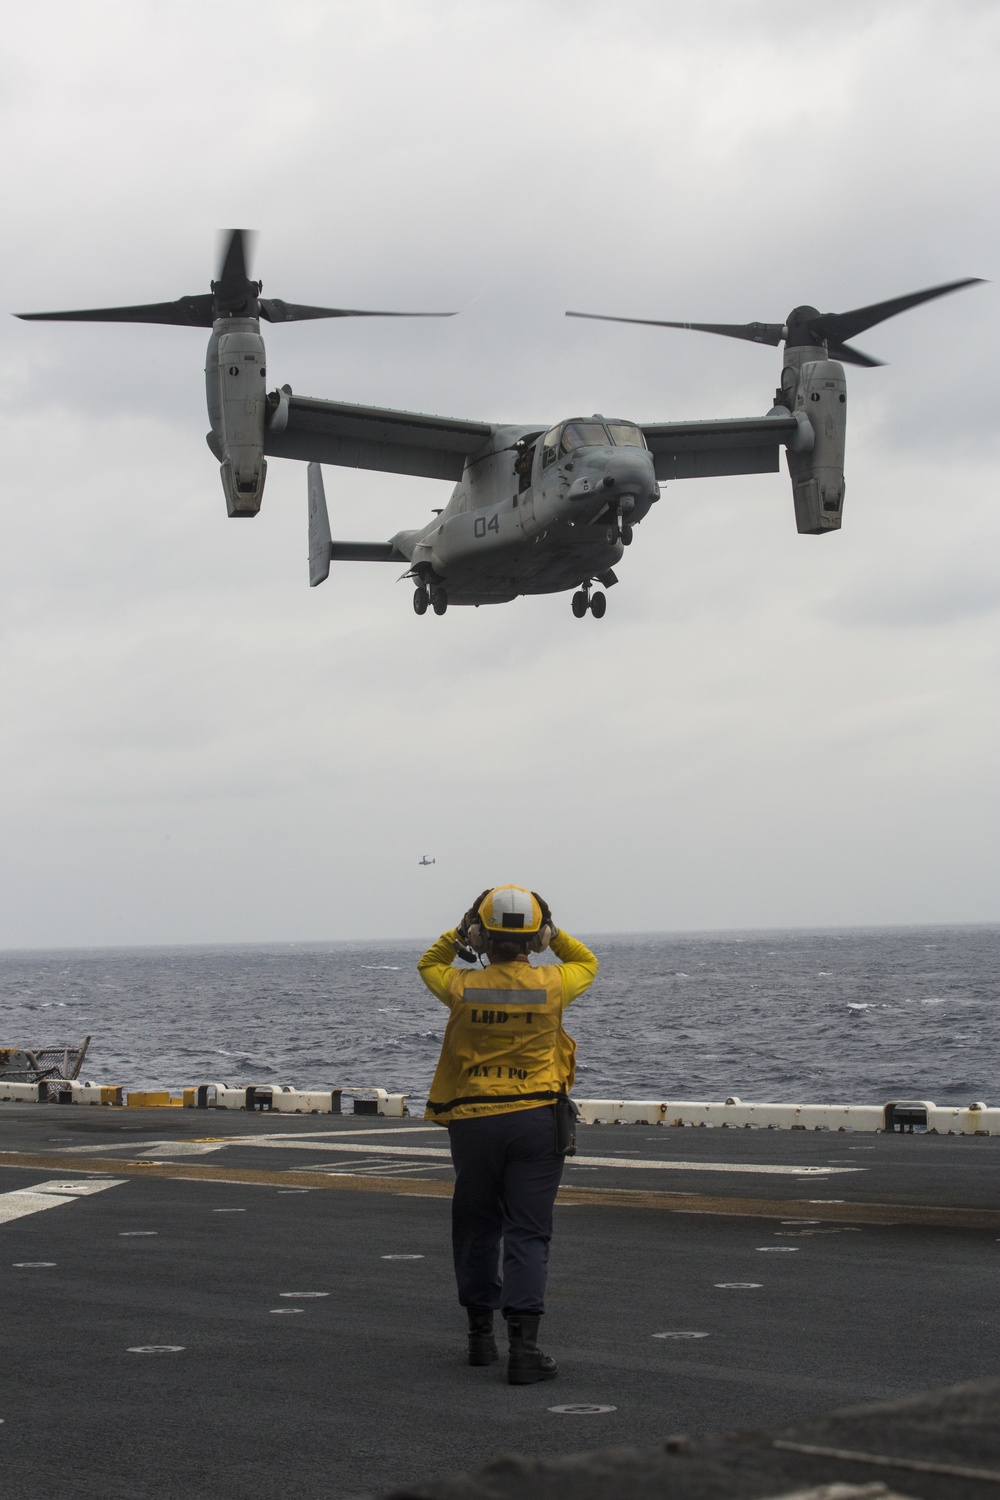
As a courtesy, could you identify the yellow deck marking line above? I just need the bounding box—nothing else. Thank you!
[0,1151,996,1229]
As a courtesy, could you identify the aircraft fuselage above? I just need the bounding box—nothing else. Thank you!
[393,420,659,605]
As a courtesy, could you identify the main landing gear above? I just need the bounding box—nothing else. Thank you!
[571,586,606,619]
[413,584,447,616]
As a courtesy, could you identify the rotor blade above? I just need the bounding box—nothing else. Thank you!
[815,278,984,343]
[826,340,883,369]
[16,294,216,327]
[566,310,785,347]
[259,298,457,323]
[217,228,255,287]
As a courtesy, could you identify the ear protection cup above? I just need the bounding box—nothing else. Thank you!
[457,890,492,956]
[463,888,552,956]
[529,923,553,953]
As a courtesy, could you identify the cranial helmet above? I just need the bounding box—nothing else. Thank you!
[478,886,543,935]
[466,886,553,956]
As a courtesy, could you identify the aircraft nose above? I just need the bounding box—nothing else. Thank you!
[567,448,655,503]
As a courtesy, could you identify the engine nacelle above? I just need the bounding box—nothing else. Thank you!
[205,321,268,517]
[784,358,847,534]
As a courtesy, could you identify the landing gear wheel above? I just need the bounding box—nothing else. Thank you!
[571,590,589,618]
[590,591,607,618]
[413,586,429,616]
[431,587,448,616]
[620,522,633,546]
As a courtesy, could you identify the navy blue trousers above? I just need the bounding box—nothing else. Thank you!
[448,1105,564,1317]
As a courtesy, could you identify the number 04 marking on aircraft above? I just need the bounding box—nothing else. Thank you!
[474,514,500,538]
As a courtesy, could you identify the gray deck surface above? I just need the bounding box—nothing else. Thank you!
[0,1104,997,1499]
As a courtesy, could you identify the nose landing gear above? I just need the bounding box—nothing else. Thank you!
[571,586,607,619]
[610,500,633,546]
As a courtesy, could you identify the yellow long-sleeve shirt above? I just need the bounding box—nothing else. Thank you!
[418,929,598,1123]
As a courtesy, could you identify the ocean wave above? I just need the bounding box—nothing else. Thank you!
[1,926,996,1101]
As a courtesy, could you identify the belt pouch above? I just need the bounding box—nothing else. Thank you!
[554,1095,579,1156]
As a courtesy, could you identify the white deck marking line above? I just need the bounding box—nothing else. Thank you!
[217,1140,862,1177]
[50,1127,444,1156]
[307,1156,437,1170]
[572,1156,860,1176]
[0,1179,125,1225]
[317,1163,452,1178]
[38,1140,225,1155]
[5,1140,862,1176]
[137,1143,229,1158]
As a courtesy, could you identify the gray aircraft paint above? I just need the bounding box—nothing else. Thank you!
[19,235,979,615]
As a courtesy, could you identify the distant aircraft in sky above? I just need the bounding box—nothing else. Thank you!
[418,855,436,866]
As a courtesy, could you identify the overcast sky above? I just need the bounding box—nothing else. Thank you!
[0,0,996,947]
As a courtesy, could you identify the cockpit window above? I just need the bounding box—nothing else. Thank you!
[559,421,609,454]
[606,422,646,449]
[541,427,560,468]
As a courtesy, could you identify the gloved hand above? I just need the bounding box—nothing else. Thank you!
[457,890,491,944]
[531,892,558,948]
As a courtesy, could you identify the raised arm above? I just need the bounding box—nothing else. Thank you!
[550,931,598,1005]
[417,929,461,1006]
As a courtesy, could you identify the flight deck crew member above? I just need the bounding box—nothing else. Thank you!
[418,886,597,1384]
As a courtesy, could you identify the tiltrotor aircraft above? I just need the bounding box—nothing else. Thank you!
[19,232,981,619]
[418,856,436,867]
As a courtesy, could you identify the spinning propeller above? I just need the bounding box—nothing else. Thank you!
[17,228,457,328]
[566,277,983,367]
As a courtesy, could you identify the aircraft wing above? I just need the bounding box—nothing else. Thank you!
[641,412,798,482]
[264,393,494,481]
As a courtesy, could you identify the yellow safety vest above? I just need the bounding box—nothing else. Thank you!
[418,929,598,1124]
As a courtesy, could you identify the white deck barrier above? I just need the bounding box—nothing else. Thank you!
[0,1080,124,1105]
[0,1082,995,1132]
[204,1084,409,1117]
[0,1081,44,1103]
[51,1081,123,1106]
[0,1080,408,1115]
[573,1096,1000,1134]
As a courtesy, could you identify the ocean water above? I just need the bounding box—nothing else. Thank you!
[0,925,996,1108]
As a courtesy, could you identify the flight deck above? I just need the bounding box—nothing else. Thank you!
[0,1104,997,1498]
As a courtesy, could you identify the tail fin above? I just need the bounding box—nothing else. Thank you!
[308,463,332,587]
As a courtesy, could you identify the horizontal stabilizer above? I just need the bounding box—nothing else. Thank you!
[329,541,407,562]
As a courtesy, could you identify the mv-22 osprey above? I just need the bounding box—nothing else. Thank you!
[19,232,981,619]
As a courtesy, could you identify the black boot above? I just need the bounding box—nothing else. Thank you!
[466,1307,499,1366]
[505,1313,558,1385]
